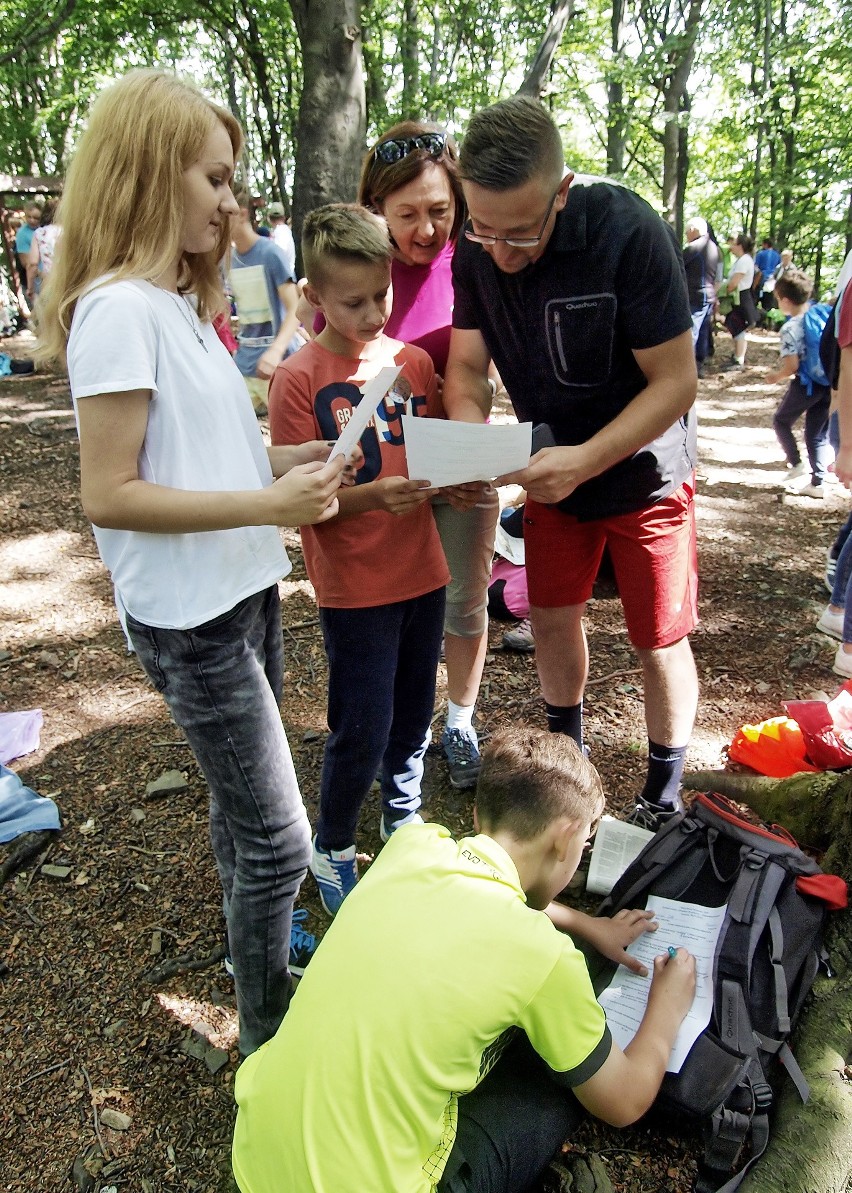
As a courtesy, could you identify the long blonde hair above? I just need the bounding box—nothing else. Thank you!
[36,69,242,364]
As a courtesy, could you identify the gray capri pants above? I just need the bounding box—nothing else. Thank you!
[433,490,500,638]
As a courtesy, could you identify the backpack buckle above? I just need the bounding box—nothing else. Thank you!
[752,1081,773,1111]
[744,848,767,870]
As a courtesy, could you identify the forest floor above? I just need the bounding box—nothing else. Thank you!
[0,324,847,1193]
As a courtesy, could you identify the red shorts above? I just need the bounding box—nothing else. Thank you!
[524,479,698,651]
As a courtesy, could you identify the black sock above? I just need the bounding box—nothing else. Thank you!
[639,739,687,809]
[545,701,583,750]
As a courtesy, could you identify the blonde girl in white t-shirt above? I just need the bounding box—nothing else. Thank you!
[36,69,348,1056]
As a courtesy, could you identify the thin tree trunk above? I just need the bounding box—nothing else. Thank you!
[517,0,575,99]
[400,0,420,119]
[606,0,627,176]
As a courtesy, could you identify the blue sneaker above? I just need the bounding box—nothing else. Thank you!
[379,812,424,844]
[441,726,481,790]
[289,909,317,976]
[309,836,358,917]
[224,909,317,977]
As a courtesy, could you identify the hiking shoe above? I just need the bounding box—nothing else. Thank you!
[502,618,535,652]
[441,726,481,790]
[817,607,844,640]
[288,909,317,976]
[223,909,317,977]
[833,644,852,679]
[379,812,424,844]
[826,547,838,594]
[722,359,744,372]
[626,796,684,832]
[784,460,807,482]
[309,836,358,917]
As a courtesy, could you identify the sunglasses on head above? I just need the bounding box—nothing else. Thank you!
[373,132,447,165]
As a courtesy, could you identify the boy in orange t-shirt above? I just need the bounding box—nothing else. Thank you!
[268,204,450,916]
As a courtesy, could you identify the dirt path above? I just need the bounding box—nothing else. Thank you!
[0,327,844,1192]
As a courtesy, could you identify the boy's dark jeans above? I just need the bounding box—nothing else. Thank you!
[438,1036,584,1193]
[772,377,831,482]
[316,586,446,850]
[127,586,311,1056]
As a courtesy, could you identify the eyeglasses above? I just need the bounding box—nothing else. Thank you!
[464,189,559,249]
[373,132,447,165]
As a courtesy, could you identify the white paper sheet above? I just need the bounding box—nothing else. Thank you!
[585,816,654,897]
[327,365,402,462]
[400,416,532,487]
[597,894,726,1073]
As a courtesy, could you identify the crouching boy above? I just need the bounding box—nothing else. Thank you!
[231,727,696,1193]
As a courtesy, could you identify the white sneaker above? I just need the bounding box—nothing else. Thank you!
[817,607,845,640]
[797,483,825,499]
[833,644,852,679]
[784,461,807,482]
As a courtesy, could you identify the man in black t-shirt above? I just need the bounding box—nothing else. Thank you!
[443,96,698,825]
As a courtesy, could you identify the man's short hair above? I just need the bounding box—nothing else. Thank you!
[762,238,773,248]
[475,726,604,841]
[774,268,813,306]
[301,203,391,286]
[685,216,707,237]
[459,96,564,192]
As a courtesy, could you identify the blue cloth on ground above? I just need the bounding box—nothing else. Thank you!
[0,763,60,842]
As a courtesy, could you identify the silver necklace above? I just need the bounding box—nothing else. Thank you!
[159,287,208,352]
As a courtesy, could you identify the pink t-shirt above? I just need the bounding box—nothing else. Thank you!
[313,242,455,376]
[384,242,454,376]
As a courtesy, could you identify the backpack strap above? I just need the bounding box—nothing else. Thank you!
[697,1064,773,1193]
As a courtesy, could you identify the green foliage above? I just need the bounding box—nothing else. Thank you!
[0,0,848,279]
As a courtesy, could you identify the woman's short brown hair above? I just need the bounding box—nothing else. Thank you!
[358,120,465,244]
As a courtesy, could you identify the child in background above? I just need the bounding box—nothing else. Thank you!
[770,269,832,499]
[231,727,696,1193]
[268,203,450,915]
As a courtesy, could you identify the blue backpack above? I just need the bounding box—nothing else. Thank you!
[799,302,832,394]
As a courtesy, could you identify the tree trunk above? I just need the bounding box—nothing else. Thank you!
[606,0,626,176]
[289,0,366,254]
[682,768,852,1193]
[659,0,702,229]
[400,0,420,120]
[516,0,575,99]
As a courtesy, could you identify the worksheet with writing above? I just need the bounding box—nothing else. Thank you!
[598,894,726,1073]
[401,416,532,487]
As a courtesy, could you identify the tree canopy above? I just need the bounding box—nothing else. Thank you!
[1,0,850,284]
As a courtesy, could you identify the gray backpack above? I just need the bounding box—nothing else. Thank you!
[586,792,845,1193]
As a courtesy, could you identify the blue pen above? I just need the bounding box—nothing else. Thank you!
[667,946,678,958]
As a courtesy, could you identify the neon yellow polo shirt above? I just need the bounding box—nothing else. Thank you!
[232,823,609,1193]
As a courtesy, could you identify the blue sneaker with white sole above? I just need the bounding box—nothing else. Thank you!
[309,836,358,917]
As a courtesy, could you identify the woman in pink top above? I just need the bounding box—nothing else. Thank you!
[358,123,501,792]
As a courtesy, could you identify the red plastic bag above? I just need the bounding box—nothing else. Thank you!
[785,679,852,771]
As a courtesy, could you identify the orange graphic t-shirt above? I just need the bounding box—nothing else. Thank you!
[268,337,450,609]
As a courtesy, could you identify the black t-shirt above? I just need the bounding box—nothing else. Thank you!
[683,233,721,310]
[452,176,695,520]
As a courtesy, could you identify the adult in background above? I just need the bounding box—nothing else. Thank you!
[721,233,758,371]
[358,122,501,790]
[682,216,720,377]
[753,236,782,320]
[265,202,296,277]
[26,199,61,304]
[230,193,301,416]
[444,95,698,827]
[35,68,347,1055]
[14,203,41,289]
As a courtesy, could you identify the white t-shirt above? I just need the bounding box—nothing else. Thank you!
[729,252,755,294]
[67,278,290,630]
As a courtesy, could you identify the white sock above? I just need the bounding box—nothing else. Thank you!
[446,700,475,734]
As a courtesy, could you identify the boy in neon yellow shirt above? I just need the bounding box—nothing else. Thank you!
[232,728,696,1193]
